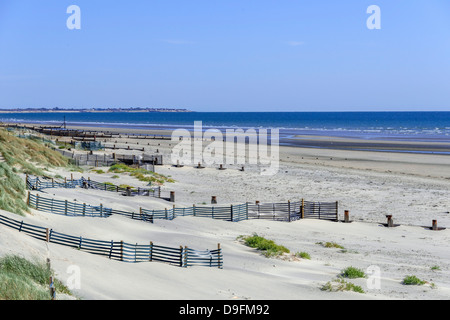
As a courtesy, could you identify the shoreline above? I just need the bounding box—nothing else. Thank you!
[5,121,450,156]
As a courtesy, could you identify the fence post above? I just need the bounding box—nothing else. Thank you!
[193,204,196,217]
[335,201,339,221]
[301,199,305,219]
[100,203,103,217]
[344,210,350,223]
[288,200,291,222]
[64,200,68,215]
[230,205,233,222]
[120,241,124,261]
[432,220,438,231]
[245,202,248,220]
[45,228,50,242]
[184,246,188,268]
[36,194,40,210]
[83,203,86,216]
[149,242,153,261]
[26,191,30,206]
[49,276,56,300]
[218,243,222,269]
[109,240,113,259]
[272,203,275,220]
[179,246,184,267]
[170,191,175,203]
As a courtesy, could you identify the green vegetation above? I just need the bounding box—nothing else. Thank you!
[0,129,70,176]
[108,163,175,185]
[111,175,120,179]
[341,266,366,279]
[316,241,345,249]
[239,234,290,258]
[0,128,83,215]
[0,162,29,216]
[295,252,311,260]
[402,275,427,286]
[431,266,441,271]
[92,169,105,174]
[321,277,365,294]
[0,255,72,300]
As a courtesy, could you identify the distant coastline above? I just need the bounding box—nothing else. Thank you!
[0,107,193,113]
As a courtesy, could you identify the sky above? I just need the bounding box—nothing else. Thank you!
[0,0,449,112]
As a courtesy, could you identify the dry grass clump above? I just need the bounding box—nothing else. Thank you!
[0,129,69,175]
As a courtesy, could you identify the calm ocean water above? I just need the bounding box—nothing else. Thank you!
[2,111,450,147]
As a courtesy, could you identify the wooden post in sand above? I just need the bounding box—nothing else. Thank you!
[170,191,175,203]
[211,196,217,204]
[301,199,305,219]
[288,200,291,222]
[49,276,56,300]
[344,210,350,223]
[217,243,222,269]
[335,201,339,221]
[432,220,438,231]
[120,241,124,261]
[386,215,394,228]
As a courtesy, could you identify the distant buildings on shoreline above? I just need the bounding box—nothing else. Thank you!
[0,107,193,113]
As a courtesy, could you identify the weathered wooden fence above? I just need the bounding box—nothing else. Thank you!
[27,189,338,223]
[26,175,161,198]
[56,149,163,167]
[0,213,222,268]
[142,201,338,222]
[27,193,154,223]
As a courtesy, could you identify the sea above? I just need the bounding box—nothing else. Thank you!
[2,111,450,154]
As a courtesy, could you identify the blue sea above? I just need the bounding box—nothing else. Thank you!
[2,111,450,153]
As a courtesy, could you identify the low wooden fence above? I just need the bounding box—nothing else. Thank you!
[0,213,222,268]
[142,201,338,222]
[27,193,154,223]
[26,176,161,198]
[27,189,338,223]
[56,149,163,167]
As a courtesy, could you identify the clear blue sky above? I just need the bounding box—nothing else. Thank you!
[0,0,449,112]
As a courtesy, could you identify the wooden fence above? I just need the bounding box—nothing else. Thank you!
[26,175,161,198]
[0,213,222,268]
[144,201,338,222]
[27,189,338,224]
[27,193,154,223]
[56,149,163,167]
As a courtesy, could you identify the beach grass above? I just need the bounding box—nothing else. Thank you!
[0,255,72,300]
[0,129,84,215]
[316,241,345,249]
[239,234,290,258]
[321,277,365,294]
[0,128,70,176]
[295,252,311,260]
[341,266,366,279]
[402,275,426,286]
[0,162,29,216]
[108,163,175,185]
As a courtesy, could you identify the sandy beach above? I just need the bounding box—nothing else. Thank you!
[1,123,450,300]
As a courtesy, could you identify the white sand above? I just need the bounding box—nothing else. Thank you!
[1,126,450,300]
